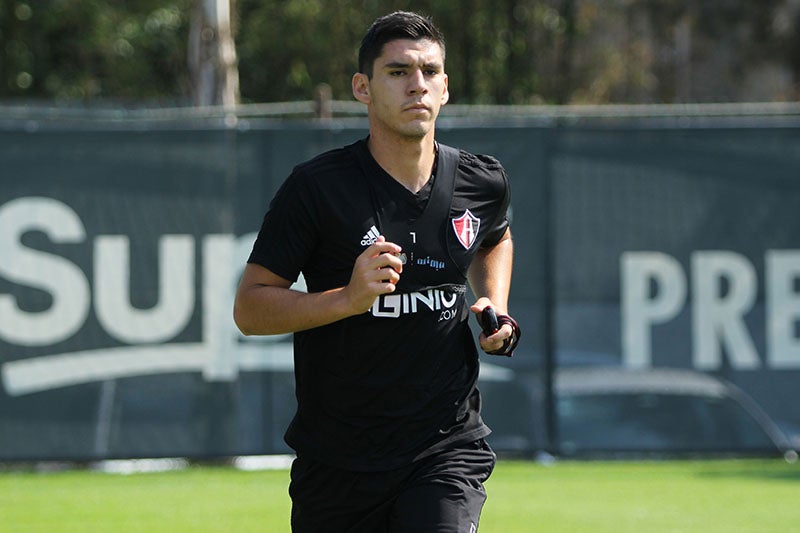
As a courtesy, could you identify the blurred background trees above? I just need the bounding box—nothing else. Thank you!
[1,0,799,106]
[0,0,192,103]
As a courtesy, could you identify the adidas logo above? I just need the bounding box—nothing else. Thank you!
[360,225,380,246]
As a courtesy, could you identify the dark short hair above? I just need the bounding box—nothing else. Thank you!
[358,11,446,78]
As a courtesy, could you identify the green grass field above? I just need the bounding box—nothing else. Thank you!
[1,458,798,532]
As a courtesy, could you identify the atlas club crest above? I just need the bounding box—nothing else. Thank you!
[452,209,480,249]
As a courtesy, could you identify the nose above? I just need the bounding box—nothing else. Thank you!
[407,68,428,95]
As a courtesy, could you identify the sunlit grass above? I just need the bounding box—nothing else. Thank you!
[1,458,798,532]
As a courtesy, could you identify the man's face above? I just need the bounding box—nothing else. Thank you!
[353,38,449,140]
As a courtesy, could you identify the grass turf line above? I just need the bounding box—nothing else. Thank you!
[1,459,798,532]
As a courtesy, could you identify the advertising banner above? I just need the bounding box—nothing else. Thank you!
[1,117,798,459]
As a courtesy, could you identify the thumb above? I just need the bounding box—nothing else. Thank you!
[470,297,493,314]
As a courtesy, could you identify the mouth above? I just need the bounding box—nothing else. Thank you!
[404,102,430,112]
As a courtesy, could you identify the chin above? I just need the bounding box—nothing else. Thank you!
[398,122,433,139]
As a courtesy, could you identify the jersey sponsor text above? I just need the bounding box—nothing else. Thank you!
[370,288,459,318]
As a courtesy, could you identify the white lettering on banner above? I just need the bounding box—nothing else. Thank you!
[0,197,91,345]
[5,197,800,394]
[95,235,195,344]
[622,251,800,370]
[621,252,686,368]
[0,197,298,396]
[767,250,800,368]
[692,252,759,370]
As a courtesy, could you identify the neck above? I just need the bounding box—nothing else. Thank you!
[367,130,437,193]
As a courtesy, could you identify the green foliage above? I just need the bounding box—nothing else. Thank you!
[0,0,191,102]
[236,0,371,103]
[235,0,577,104]
[1,0,798,104]
[236,0,800,104]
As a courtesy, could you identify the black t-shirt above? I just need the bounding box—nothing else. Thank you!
[248,138,511,471]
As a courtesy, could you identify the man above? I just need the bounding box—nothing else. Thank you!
[234,11,519,532]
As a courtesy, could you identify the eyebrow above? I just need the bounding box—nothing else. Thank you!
[383,61,443,71]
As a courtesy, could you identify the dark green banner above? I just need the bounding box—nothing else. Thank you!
[1,115,798,459]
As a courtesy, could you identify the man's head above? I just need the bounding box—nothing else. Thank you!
[352,12,449,141]
[358,11,445,79]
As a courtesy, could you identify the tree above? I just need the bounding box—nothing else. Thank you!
[188,0,240,107]
[2,0,798,105]
[0,0,192,103]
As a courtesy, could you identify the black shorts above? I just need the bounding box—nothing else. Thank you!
[289,439,496,533]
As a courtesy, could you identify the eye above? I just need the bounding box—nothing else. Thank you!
[389,70,405,76]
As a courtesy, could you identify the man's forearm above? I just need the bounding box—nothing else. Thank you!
[467,229,513,313]
[234,283,355,336]
[234,238,404,336]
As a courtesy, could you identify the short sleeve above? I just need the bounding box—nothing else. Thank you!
[247,170,319,282]
[480,165,511,248]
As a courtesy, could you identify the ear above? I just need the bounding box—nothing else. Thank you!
[441,73,450,105]
[352,72,371,105]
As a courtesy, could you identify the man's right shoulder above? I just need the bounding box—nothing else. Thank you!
[292,141,362,183]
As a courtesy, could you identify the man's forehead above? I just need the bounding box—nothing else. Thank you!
[377,39,444,65]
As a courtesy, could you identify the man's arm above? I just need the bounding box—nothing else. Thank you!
[234,237,404,335]
[467,228,514,353]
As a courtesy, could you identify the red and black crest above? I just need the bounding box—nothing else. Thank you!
[451,209,480,249]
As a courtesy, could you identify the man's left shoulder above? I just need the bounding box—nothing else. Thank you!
[447,146,508,190]
[457,149,505,172]
[441,144,506,180]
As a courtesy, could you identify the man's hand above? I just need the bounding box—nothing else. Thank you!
[343,236,404,314]
[470,297,514,354]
